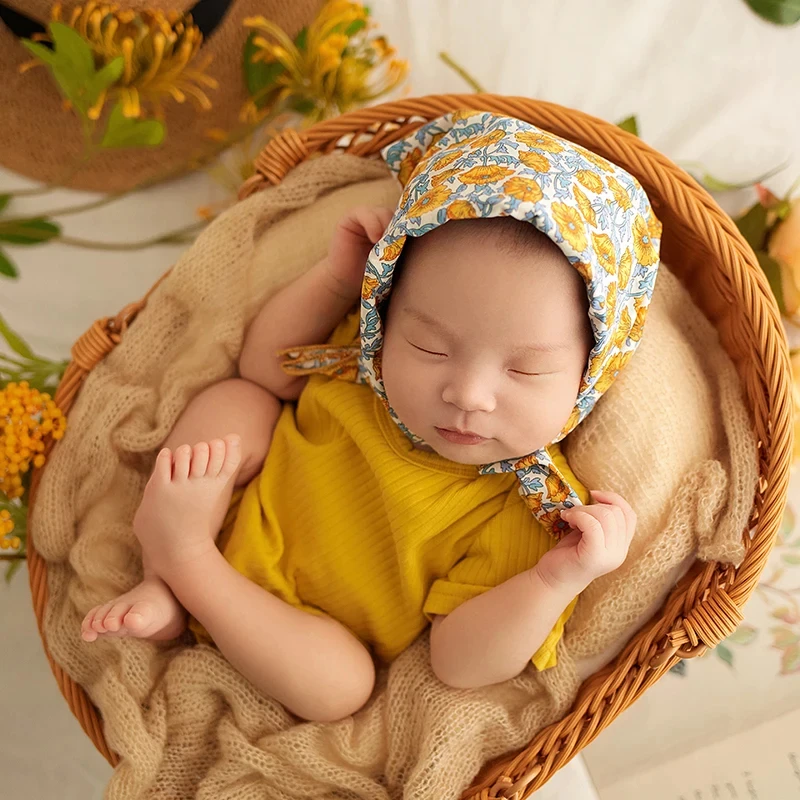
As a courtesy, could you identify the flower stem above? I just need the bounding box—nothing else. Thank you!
[438,52,486,93]
[57,220,206,251]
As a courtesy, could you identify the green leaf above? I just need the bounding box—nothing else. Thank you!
[294,26,308,51]
[772,626,800,647]
[756,251,786,314]
[744,0,800,25]
[4,558,23,584]
[0,250,18,279]
[669,660,687,677]
[243,32,286,108]
[48,21,94,78]
[85,56,124,105]
[0,194,9,214]
[345,18,367,35]
[616,115,639,136]
[0,311,36,359]
[291,97,317,114]
[781,505,796,538]
[782,552,800,566]
[0,218,61,245]
[735,202,769,250]
[715,643,735,667]
[100,103,165,148]
[726,624,758,646]
[23,23,99,116]
[21,40,57,67]
[781,642,800,674]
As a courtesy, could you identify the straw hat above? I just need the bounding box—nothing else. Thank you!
[0,0,323,191]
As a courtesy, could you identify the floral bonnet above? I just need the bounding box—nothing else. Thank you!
[279,110,662,537]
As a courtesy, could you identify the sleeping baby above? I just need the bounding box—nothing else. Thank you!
[81,110,661,723]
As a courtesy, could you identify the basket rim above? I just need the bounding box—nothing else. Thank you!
[26,92,792,799]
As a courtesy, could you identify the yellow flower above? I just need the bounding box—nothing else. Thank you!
[592,233,616,274]
[452,107,483,121]
[574,260,592,283]
[504,176,543,204]
[446,200,478,219]
[618,248,632,289]
[648,212,663,240]
[614,306,632,349]
[633,214,658,265]
[245,1,408,121]
[457,165,515,185]
[577,146,615,172]
[576,170,604,193]
[398,148,422,187]
[361,272,380,300]
[407,185,453,217]
[545,470,570,503]
[381,236,406,262]
[770,200,800,316]
[552,202,587,252]
[23,4,218,120]
[514,131,563,153]
[573,185,597,227]
[606,175,632,210]
[594,352,623,394]
[519,150,550,172]
[467,129,506,149]
[0,382,66,502]
[629,298,648,343]
[431,168,460,187]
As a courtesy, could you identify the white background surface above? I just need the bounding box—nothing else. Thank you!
[2,0,800,797]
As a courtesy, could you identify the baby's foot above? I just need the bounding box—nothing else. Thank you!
[81,575,187,642]
[132,436,242,579]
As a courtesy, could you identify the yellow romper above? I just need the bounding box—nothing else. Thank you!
[191,311,588,668]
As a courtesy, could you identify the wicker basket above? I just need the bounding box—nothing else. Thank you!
[27,94,792,799]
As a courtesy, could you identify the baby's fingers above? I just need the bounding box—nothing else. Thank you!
[591,490,636,542]
[362,207,394,242]
[560,507,606,552]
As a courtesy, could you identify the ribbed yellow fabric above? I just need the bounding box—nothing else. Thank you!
[191,312,587,669]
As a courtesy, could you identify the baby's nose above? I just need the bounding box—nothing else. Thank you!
[441,371,496,413]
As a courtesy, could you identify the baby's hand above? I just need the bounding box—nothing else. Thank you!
[535,490,636,592]
[325,206,394,300]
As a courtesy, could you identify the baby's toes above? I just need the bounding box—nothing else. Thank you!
[173,444,192,481]
[207,439,226,477]
[90,602,115,634]
[153,448,173,483]
[102,601,133,633]
[190,442,210,477]
[220,435,242,480]
[81,608,102,642]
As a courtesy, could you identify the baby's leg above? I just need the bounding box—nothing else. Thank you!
[81,379,281,643]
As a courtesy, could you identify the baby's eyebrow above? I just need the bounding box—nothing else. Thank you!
[402,306,572,355]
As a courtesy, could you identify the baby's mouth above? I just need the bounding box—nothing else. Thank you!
[434,427,489,445]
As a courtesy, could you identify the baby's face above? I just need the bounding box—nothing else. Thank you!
[381,221,592,465]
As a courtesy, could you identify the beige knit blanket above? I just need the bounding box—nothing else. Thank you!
[32,154,757,800]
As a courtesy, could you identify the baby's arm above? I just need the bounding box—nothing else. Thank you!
[239,206,394,400]
[429,491,636,689]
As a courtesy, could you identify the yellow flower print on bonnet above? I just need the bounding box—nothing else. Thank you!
[280,110,662,537]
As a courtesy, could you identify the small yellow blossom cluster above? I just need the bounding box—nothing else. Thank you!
[0,509,20,550]
[244,0,408,121]
[0,382,66,503]
[21,3,217,120]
